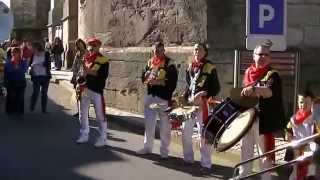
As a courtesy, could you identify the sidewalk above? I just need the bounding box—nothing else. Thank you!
[52,70,288,167]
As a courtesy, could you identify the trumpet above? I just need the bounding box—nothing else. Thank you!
[231,133,320,179]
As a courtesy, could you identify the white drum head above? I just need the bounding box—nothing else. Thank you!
[216,108,256,152]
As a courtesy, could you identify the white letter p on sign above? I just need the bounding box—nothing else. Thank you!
[259,4,275,28]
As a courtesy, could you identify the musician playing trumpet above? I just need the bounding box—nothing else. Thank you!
[239,40,286,180]
[136,42,178,158]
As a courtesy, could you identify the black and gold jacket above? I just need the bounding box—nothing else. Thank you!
[184,60,220,99]
[141,56,178,101]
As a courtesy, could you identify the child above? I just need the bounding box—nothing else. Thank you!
[286,90,316,180]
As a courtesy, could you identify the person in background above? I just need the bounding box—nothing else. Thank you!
[136,42,178,158]
[70,38,87,117]
[44,38,51,53]
[29,42,51,113]
[21,39,33,62]
[286,90,317,180]
[4,47,28,115]
[51,37,64,70]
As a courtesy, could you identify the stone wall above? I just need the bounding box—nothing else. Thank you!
[78,0,320,114]
[11,0,50,40]
[78,0,207,46]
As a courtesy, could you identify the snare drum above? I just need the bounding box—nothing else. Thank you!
[203,98,256,152]
[168,106,198,130]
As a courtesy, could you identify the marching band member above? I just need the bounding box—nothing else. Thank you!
[136,42,178,158]
[76,37,109,148]
[70,38,87,117]
[286,91,317,180]
[181,43,220,170]
[239,40,286,180]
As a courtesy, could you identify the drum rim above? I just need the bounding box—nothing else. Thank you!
[215,108,256,152]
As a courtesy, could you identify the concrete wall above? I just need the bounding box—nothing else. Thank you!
[78,0,320,115]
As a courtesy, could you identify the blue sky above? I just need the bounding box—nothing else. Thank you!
[2,0,10,7]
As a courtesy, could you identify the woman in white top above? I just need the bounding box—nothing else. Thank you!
[29,42,51,113]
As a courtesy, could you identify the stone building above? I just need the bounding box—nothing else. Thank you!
[78,0,320,115]
[47,0,63,43]
[10,0,50,41]
[61,0,78,68]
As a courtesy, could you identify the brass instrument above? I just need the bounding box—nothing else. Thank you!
[75,55,86,101]
[231,133,320,179]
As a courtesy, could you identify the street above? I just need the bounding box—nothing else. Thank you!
[0,82,235,180]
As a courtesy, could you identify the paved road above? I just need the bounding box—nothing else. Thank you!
[0,82,238,180]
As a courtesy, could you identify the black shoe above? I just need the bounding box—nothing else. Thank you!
[200,167,212,174]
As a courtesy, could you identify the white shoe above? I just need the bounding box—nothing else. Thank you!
[94,137,108,147]
[136,148,151,155]
[76,134,89,144]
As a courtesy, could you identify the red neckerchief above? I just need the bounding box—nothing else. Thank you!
[150,55,165,69]
[294,109,311,125]
[243,64,270,86]
[191,58,205,70]
[84,51,101,69]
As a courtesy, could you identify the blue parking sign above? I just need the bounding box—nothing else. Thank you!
[250,0,284,35]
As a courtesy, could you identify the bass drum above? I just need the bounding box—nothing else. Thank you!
[215,108,256,152]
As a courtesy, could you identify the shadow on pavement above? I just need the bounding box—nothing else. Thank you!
[110,145,234,179]
[0,84,126,180]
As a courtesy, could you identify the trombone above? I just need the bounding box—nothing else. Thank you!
[231,133,320,179]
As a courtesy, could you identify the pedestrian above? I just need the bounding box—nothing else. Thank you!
[76,37,109,148]
[4,47,28,115]
[70,38,87,117]
[136,41,178,158]
[21,39,33,62]
[29,42,51,113]
[181,43,220,170]
[51,37,64,70]
[238,40,286,180]
[44,38,51,53]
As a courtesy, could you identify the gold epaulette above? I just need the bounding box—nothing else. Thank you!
[202,62,215,74]
[261,70,278,82]
[91,56,109,71]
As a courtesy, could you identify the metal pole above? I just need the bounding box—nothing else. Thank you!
[234,49,240,88]
[293,51,300,113]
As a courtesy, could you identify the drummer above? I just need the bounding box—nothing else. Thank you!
[181,43,220,170]
[239,40,286,180]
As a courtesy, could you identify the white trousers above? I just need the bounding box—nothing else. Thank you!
[182,108,212,168]
[79,88,107,139]
[239,120,272,180]
[143,95,171,156]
